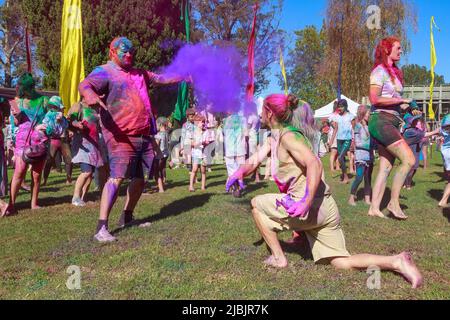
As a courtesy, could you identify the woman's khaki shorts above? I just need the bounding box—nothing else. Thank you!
[252,193,350,263]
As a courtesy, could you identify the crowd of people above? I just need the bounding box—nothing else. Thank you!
[3,35,450,289]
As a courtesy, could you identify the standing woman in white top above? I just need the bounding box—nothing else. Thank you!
[367,37,421,220]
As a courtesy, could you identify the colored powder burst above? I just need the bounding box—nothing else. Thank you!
[162,43,249,114]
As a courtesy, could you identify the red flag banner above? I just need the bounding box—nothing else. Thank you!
[246,3,259,101]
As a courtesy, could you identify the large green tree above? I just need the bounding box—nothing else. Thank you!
[21,0,187,114]
[320,0,417,102]
[282,25,335,109]
[402,64,445,86]
[191,0,285,95]
[0,0,32,88]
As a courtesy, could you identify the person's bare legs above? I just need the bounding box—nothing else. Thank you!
[438,173,450,207]
[422,145,428,169]
[30,160,45,210]
[8,157,28,213]
[81,175,93,200]
[74,172,91,200]
[251,199,288,268]
[189,163,199,192]
[99,178,123,221]
[330,252,423,288]
[385,140,415,219]
[368,145,394,218]
[123,178,145,212]
[201,164,207,190]
[330,148,338,172]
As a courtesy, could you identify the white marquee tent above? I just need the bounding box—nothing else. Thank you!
[314,95,360,119]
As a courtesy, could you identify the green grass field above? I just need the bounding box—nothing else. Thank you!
[0,154,448,300]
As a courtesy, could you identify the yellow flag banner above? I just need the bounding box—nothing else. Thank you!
[429,16,440,120]
[59,0,85,114]
[279,47,288,95]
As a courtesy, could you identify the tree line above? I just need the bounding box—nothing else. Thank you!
[0,0,446,112]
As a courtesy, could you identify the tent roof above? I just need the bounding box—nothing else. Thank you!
[314,95,360,119]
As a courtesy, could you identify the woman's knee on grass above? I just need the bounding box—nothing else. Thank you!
[330,256,353,270]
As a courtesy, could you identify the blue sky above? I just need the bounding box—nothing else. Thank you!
[262,0,450,97]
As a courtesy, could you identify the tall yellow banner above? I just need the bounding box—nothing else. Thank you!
[59,0,85,114]
[429,16,439,120]
[279,47,288,95]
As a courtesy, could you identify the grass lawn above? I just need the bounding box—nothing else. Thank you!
[0,154,448,300]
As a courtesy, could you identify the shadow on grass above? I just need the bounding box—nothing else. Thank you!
[442,209,450,223]
[427,189,442,202]
[111,193,214,235]
[252,234,314,262]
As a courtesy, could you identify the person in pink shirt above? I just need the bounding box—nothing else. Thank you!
[79,37,187,242]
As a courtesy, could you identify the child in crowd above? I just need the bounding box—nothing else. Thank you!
[438,114,450,207]
[154,117,170,193]
[188,115,209,191]
[402,114,439,190]
[42,96,72,185]
[68,99,104,206]
[223,112,247,196]
[180,108,196,172]
[348,105,374,206]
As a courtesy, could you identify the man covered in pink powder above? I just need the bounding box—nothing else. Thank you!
[79,37,187,242]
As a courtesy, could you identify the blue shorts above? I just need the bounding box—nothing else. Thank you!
[80,163,95,173]
[106,135,155,179]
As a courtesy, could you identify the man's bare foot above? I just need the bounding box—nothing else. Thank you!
[263,255,288,268]
[201,187,206,191]
[394,252,423,289]
[387,202,408,220]
[348,196,356,206]
[365,197,371,205]
[158,189,165,193]
[368,207,386,218]
[189,187,195,192]
[31,205,42,210]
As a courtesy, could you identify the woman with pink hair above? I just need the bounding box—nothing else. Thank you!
[226,93,422,288]
[368,37,421,220]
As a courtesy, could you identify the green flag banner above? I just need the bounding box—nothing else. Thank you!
[174,0,190,122]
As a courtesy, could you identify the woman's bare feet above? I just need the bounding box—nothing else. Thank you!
[387,202,408,220]
[1,204,18,217]
[438,200,450,208]
[368,207,386,218]
[31,205,42,210]
[393,252,423,289]
[263,255,288,268]
[189,187,195,192]
[348,196,356,206]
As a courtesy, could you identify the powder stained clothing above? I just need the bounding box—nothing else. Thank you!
[155,131,170,159]
[69,103,104,168]
[353,123,373,163]
[79,61,158,144]
[403,127,425,171]
[223,114,247,158]
[253,127,349,262]
[329,112,355,141]
[247,114,260,157]
[368,111,403,147]
[370,65,403,115]
[181,121,195,164]
[11,96,49,157]
[441,128,450,171]
[43,110,69,138]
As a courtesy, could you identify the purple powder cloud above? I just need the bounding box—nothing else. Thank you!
[162,42,253,114]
